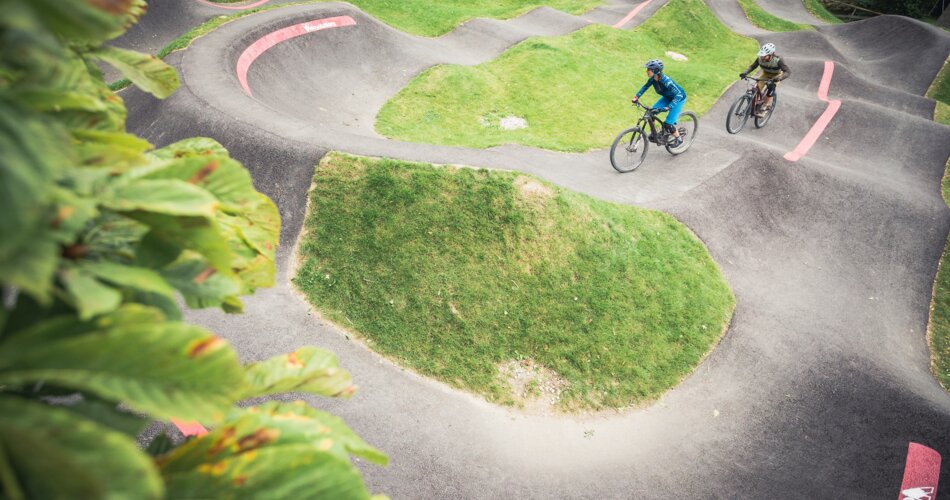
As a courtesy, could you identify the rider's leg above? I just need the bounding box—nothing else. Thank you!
[665,100,685,138]
[652,97,671,140]
[764,81,777,109]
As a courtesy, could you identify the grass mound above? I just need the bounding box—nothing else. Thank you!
[294,153,735,411]
[376,0,756,152]
[803,0,842,24]
[348,0,601,37]
[737,0,815,31]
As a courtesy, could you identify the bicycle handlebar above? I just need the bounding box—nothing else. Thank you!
[743,76,775,84]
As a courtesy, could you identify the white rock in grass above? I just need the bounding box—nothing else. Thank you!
[666,51,688,62]
[500,115,528,130]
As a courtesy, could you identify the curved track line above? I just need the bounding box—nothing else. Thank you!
[197,0,271,10]
[899,442,941,499]
[236,16,357,96]
[784,60,841,162]
[613,0,654,28]
[171,419,209,437]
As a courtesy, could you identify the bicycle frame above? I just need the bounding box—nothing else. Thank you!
[633,102,669,144]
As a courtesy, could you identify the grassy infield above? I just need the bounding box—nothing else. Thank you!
[295,0,745,410]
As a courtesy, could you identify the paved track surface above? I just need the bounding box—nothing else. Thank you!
[121,0,950,497]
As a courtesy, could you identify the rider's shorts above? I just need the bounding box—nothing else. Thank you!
[757,71,782,96]
[653,96,686,125]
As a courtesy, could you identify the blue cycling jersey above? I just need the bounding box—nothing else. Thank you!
[636,74,687,106]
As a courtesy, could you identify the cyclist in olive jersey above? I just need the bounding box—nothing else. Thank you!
[739,43,790,117]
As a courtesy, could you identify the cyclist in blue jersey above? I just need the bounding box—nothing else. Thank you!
[631,58,687,147]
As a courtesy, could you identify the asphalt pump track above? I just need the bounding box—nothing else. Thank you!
[121,1,950,497]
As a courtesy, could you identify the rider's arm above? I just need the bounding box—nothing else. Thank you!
[635,78,652,99]
[775,59,791,81]
[743,59,759,75]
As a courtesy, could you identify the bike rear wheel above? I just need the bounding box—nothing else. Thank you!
[665,111,698,155]
[754,92,777,128]
[610,126,648,173]
[726,94,751,134]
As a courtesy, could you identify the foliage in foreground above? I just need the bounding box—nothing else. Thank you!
[0,1,385,498]
[295,153,735,410]
[376,0,756,152]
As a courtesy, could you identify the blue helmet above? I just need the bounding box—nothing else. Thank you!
[644,59,664,73]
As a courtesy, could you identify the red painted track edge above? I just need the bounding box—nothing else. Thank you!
[784,60,841,162]
[613,0,654,28]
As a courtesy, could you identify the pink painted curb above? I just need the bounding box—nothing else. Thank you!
[171,419,209,437]
[236,16,357,97]
[613,0,654,28]
[197,0,270,10]
[784,61,841,162]
[898,442,941,499]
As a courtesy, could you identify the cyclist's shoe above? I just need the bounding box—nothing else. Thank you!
[755,105,772,117]
[669,136,683,148]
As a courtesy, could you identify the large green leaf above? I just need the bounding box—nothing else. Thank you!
[102,179,219,217]
[59,267,123,320]
[161,253,242,311]
[83,261,176,298]
[242,347,356,400]
[159,402,387,499]
[0,99,71,300]
[0,396,163,500]
[72,129,152,169]
[0,305,244,421]
[90,46,179,99]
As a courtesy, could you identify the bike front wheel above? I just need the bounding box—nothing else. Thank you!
[665,111,698,155]
[754,93,777,128]
[610,126,649,173]
[726,94,752,134]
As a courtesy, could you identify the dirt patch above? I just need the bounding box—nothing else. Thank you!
[514,175,554,200]
[498,358,568,415]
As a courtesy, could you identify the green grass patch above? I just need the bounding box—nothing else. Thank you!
[737,0,815,31]
[376,0,757,152]
[294,153,735,411]
[927,57,950,126]
[347,0,601,37]
[802,0,842,24]
[931,158,950,393]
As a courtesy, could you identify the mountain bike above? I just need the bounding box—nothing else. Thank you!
[609,101,698,173]
[725,76,778,134]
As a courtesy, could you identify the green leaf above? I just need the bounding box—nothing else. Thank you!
[158,402,387,499]
[150,137,230,159]
[63,397,149,437]
[0,305,244,421]
[0,396,163,500]
[102,179,219,217]
[90,46,180,99]
[242,347,356,400]
[25,0,138,44]
[0,99,71,298]
[72,129,152,169]
[145,433,175,457]
[161,253,242,311]
[60,268,123,320]
[83,261,176,298]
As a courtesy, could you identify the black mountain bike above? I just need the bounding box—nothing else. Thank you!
[726,76,778,134]
[609,101,698,173]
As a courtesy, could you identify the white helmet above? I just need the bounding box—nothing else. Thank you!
[758,43,776,57]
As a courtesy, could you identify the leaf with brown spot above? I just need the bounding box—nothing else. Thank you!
[236,428,280,452]
[241,347,354,400]
[188,160,219,185]
[188,336,225,358]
